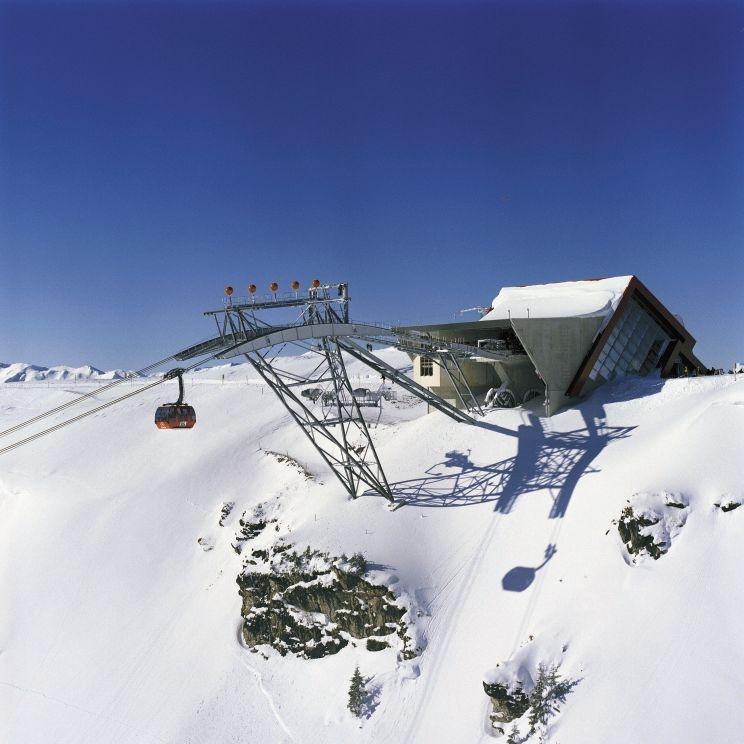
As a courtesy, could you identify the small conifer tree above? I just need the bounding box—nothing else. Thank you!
[528,662,574,735]
[506,722,522,743]
[349,552,367,575]
[348,665,366,717]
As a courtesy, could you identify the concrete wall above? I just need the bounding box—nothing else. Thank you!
[411,354,457,407]
[458,358,498,390]
[411,316,601,416]
[490,355,541,402]
[511,316,604,415]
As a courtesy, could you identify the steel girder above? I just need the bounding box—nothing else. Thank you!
[243,341,393,502]
[173,306,487,503]
[335,338,474,424]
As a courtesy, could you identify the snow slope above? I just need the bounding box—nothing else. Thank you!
[1,353,742,744]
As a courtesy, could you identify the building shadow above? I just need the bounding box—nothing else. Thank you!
[382,402,635,519]
[502,544,557,592]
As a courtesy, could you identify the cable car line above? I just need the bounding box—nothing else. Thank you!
[0,353,178,441]
[0,377,167,457]
[0,334,256,456]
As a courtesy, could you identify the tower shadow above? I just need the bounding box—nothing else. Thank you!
[381,402,635,519]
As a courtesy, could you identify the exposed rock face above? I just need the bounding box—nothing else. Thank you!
[232,503,277,554]
[218,501,235,526]
[715,499,742,513]
[618,507,666,560]
[616,492,689,562]
[366,638,390,652]
[483,680,530,726]
[483,652,578,735]
[237,544,412,659]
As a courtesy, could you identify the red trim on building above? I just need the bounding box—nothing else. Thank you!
[566,276,705,397]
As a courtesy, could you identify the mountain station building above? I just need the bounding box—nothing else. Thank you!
[400,276,706,415]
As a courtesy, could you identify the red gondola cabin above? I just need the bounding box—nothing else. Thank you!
[154,404,196,429]
[155,368,196,429]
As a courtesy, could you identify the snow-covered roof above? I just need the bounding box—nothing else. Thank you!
[480,276,633,322]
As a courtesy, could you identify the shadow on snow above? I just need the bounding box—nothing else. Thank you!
[381,401,635,519]
[501,543,557,592]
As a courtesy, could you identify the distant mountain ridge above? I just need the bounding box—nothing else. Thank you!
[0,362,129,383]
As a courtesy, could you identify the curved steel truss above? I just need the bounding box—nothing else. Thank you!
[174,283,490,502]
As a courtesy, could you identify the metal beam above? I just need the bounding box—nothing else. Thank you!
[243,344,393,502]
[176,285,492,504]
[213,322,393,359]
[435,352,484,416]
[337,339,474,424]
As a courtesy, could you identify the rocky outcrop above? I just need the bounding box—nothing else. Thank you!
[237,544,412,659]
[483,680,530,726]
[366,638,390,652]
[616,492,688,562]
[714,498,741,513]
[218,501,234,526]
[264,450,315,480]
[483,652,578,736]
[232,503,277,554]
[617,507,667,560]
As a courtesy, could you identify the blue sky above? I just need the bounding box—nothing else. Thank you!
[1,1,742,369]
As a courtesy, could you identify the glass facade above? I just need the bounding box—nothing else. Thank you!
[588,297,674,384]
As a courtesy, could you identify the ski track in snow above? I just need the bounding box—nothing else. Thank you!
[234,621,301,742]
[401,508,505,744]
[0,679,94,715]
[0,680,169,744]
[236,654,300,744]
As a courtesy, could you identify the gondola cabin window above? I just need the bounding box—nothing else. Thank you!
[420,357,434,377]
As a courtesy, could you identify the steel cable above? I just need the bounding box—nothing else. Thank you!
[0,377,167,456]
[0,354,177,440]
[0,336,253,457]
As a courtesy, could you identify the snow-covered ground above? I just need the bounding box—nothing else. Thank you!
[1,350,742,743]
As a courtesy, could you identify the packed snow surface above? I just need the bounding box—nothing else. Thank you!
[481,275,632,321]
[1,350,742,744]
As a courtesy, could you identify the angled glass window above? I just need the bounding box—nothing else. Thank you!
[588,297,674,386]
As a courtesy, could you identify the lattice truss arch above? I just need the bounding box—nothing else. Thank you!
[173,282,503,502]
[245,338,392,501]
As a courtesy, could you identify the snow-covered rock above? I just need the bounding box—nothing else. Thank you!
[237,544,412,660]
[616,491,689,562]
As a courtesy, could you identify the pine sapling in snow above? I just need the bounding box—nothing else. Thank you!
[348,665,366,718]
[506,722,523,743]
[348,551,367,575]
[528,663,576,736]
